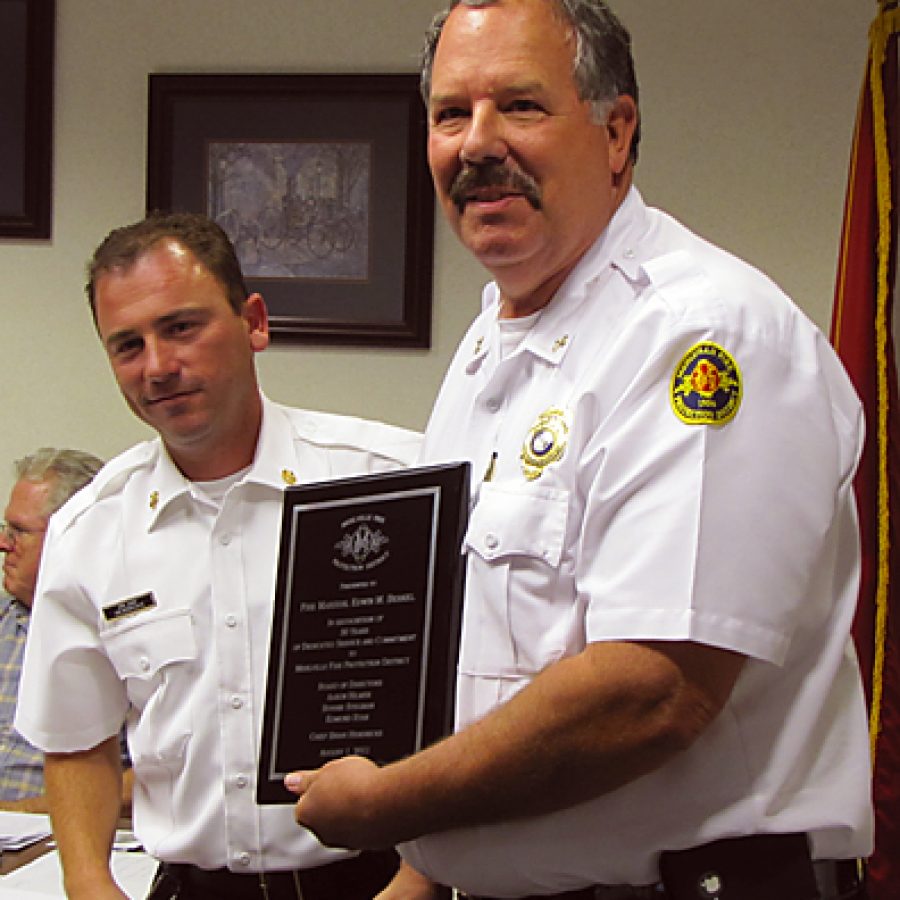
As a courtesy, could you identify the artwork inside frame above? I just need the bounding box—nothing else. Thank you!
[0,0,54,239]
[146,73,435,348]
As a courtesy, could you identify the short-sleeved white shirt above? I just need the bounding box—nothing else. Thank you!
[401,189,873,896]
[16,396,420,872]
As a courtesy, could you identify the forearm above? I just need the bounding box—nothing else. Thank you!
[120,766,135,815]
[293,640,743,848]
[381,641,701,836]
[45,736,125,899]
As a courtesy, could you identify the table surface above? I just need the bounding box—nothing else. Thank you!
[0,835,55,875]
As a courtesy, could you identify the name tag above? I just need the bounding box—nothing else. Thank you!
[102,592,157,622]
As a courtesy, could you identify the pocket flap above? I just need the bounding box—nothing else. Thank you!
[102,609,197,679]
[465,482,568,567]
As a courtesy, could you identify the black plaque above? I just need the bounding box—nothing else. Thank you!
[257,462,469,804]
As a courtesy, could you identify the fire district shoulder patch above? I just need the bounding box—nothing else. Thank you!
[670,342,742,426]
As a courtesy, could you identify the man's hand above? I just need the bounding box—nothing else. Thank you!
[286,755,394,850]
[374,861,444,900]
[67,882,128,900]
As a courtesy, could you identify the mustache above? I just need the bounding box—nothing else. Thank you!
[142,383,195,405]
[448,163,542,212]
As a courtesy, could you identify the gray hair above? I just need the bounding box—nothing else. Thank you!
[15,448,104,516]
[420,0,641,163]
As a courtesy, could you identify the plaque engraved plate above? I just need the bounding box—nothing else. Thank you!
[257,462,469,803]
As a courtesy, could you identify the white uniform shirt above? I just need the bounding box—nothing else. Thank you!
[401,189,873,896]
[16,397,420,872]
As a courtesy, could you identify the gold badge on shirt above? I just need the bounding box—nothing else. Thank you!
[521,408,570,481]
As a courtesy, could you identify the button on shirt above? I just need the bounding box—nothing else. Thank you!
[0,595,43,800]
[16,397,420,871]
[401,189,873,896]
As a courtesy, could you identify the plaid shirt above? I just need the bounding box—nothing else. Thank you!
[0,594,44,800]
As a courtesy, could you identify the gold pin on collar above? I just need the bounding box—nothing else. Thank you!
[282,469,298,485]
[149,490,159,510]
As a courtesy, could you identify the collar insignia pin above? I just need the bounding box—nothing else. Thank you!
[149,490,159,510]
[282,469,298,486]
[473,336,484,356]
[552,335,569,352]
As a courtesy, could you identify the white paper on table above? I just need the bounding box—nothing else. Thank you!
[0,847,157,898]
[0,812,52,851]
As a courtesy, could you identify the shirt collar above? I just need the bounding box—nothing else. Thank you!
[553,185,651,299]
[144,394,299,529]
[469,187,651,370]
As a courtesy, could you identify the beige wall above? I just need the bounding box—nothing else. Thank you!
[0,0,872,502]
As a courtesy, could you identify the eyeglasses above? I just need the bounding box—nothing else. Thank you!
[0,520,47,548]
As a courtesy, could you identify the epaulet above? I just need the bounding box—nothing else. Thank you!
[638,250,713,303]
[50,440,158,531]
[283,406,421,464]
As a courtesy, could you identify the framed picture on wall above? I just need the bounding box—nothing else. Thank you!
[0,0,54,239]
[146,73,435,347]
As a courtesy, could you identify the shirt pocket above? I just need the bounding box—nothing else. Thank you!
[101,609,197,770]
[461,482,571,677]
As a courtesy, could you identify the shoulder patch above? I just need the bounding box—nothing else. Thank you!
[670,342,741,425]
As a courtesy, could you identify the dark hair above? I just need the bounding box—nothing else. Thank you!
[420,0,641,163]
[15,448,104,515]
[85,211,249,321]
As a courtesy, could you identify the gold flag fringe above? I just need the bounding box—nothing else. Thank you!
[862,4,900,762]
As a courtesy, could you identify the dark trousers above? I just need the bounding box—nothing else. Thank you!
[146,849,399,900]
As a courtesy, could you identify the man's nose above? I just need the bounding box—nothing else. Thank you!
[460,103,508,166]
[144,336,179,382]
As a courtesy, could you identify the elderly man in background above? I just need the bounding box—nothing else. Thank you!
[0,448,104,811]
[288,2,873,900]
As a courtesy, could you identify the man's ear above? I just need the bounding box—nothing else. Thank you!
[244,293,271,353]
[606,95,638,176]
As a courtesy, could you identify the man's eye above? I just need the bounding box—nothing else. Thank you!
[507,99,544,114]
[169,320,199,337]
[112,339,142,358]
[434,106,469,125]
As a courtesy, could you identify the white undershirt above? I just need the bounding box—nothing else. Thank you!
[498,311,541,358]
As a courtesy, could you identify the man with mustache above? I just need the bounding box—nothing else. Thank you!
[15,212,419,899]
[288,2,872,900]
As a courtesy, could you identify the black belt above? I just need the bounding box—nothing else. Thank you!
[151,848,399,900]
[465,888,661,900]
[464,837,865,900]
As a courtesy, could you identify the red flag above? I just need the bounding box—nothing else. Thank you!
[831,4,900,897]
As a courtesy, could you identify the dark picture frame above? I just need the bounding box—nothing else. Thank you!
[0,0,54,239]
[147,73,435,347]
